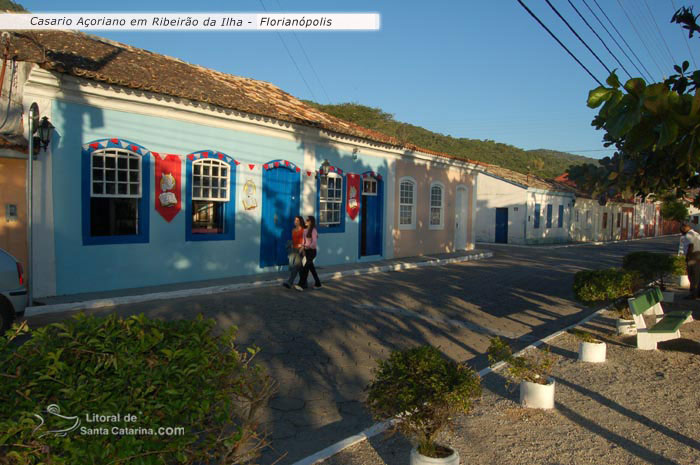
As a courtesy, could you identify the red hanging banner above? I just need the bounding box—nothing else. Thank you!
[153,153,182,223]
[346,173,361,220]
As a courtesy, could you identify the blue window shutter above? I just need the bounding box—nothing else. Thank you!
[546,204,552,228]
[534,203,541,229]
[558,205,564,228]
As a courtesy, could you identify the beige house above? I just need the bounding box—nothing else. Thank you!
[392,155,477,257]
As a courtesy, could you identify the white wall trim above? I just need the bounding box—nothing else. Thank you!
[428,181,445,230]
[398,176,417,230]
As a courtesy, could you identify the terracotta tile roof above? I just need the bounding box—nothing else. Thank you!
[4,29,488,166]
[480,163,576,193]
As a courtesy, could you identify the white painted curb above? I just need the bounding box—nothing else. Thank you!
[24,252,493,318]
[291,301,613,465]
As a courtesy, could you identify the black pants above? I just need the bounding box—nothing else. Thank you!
[299,248,320,288]
[687,251,700,297]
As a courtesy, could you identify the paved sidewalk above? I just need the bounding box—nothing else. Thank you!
[27,249,492,316]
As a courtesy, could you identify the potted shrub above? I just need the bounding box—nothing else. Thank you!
[365,346,481,465]
[487,337,556,409]
[669,254,690,290]
[569,329,606,363]
[613,298,637,336]
[622,252,681,299]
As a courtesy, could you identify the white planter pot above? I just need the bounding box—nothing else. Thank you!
[674,274,690,289]
[616,318,637,336]
[661,291,675,303]
[410,446,459,465]
[578,341,606,363]
[519,378,555,409]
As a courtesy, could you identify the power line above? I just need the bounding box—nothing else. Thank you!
[589,0,654,82]
[615,0,665,79]
[516,0,603,86]
[643,0,677,67]
[566,0,632,80]
[275,0,331,104]
[259,0,318,102]
[671,0,698,68]
[544,0,611,75]
[628,0,674,72]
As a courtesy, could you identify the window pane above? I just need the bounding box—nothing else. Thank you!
[117,157,127,169]
[212,178,219,188]
[212,166,219,177]
[221,168,227,177]
[118,183,127,195]
[320,210,327,224]
[193,188,201,198]
[203,165,210,176]
[193,176,201,186]
[220,189,226,198]
[194,165,201,175]
[130,183,139,196]
[118,171,127,182]
[202,177,210,187]
[202,188,209,198]
[211,188,219,198]
[93,183,103,194]
[93,156,103,168]
[106,171,115,182]
[192,200,224,234]
[106,157,115,169]
[90,197,138,236]
[221,179,227,188]
[129,158,138,170]
[93,169,103,181]
[106,183,115,195]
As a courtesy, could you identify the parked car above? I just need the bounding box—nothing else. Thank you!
[0,248,27,333]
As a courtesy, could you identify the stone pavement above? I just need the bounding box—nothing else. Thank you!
[24,236,680,465]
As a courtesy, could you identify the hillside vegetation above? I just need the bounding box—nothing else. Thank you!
[306,102,598,179]
[0,0,27,12]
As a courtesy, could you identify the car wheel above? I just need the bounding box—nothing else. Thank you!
[0,297,14,334]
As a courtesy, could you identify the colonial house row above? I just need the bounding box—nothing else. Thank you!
[475,168,676,246]
[0,30,480,300]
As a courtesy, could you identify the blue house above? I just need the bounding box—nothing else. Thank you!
[5,30,479,299]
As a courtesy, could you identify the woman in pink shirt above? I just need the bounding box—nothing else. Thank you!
[296,216,322,290]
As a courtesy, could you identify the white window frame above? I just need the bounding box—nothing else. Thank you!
[399,177,417,230]
[192,159,231,201]
[429,182,445,230]
[362,177,378,196]
[90,148,142,198]
[320,172,343,227]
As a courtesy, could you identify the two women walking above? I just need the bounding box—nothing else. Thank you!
[283,215,322,291]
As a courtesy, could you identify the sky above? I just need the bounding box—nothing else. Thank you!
[16,0,700,159]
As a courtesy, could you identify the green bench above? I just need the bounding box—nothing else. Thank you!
[627,287,693,350]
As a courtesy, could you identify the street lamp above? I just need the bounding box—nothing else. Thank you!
[35,116,54,152]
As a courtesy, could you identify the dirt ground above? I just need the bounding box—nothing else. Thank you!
[321,297,700,465]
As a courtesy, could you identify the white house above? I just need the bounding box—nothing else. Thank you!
[475,165,574,244]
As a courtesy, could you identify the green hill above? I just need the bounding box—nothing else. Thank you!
[0,0,27,12]
[305,102,599,179]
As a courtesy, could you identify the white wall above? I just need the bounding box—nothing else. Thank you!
[525,190,574,244]
[474,174,527,244]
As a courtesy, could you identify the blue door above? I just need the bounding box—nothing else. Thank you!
[495,207,508,244]
[360,176,383,256]
[260,160,301,268]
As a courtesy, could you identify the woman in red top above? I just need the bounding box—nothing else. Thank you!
[283,216,306,289]
[297,216,322,290]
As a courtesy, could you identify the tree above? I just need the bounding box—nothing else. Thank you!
[568,5,700,206]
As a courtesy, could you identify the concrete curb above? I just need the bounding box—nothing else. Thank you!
[24,251,493,318]
[291,302,613,465]
[477,234,677,250]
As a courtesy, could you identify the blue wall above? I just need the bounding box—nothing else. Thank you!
[49,100,388,295]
